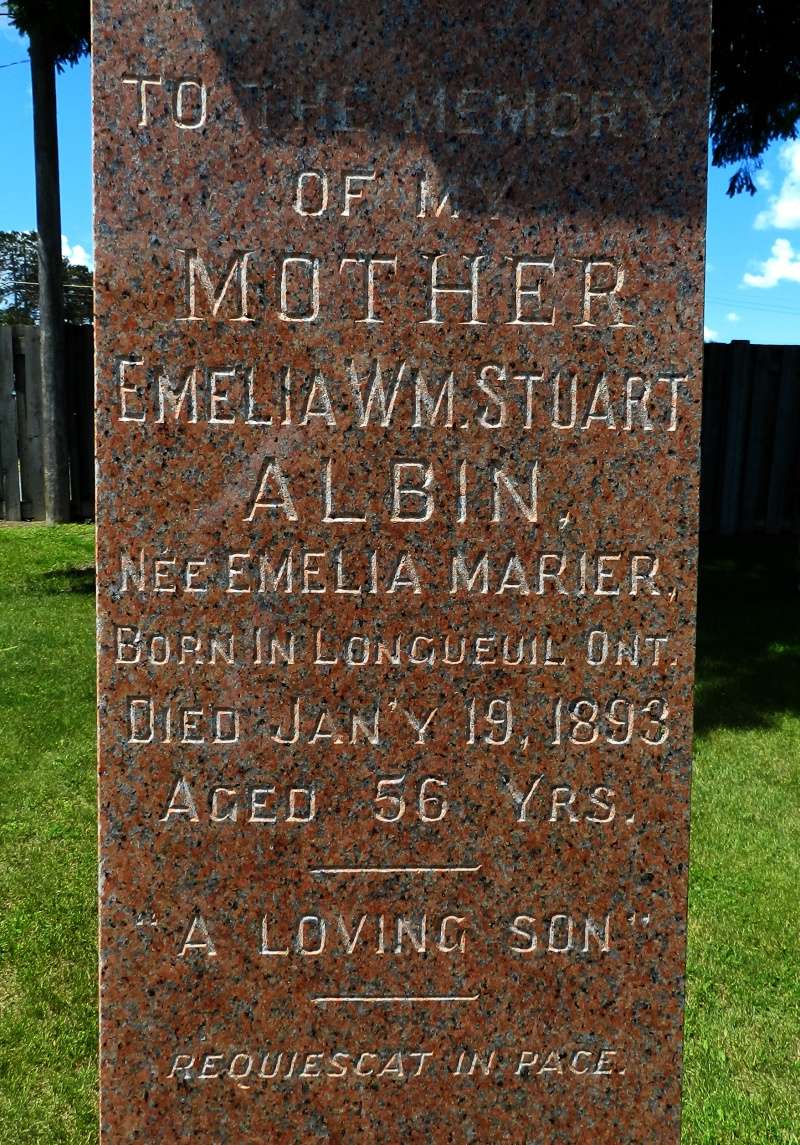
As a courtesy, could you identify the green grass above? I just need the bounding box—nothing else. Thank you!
[0,526,798,1142]
[0,526,97,1144]
[683,538,800,1145]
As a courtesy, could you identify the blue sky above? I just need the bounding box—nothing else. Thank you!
[0,18,93,269]
[1,17,799,344]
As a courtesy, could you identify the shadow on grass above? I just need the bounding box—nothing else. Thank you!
[695,536,800,736]
[38,565,96,595]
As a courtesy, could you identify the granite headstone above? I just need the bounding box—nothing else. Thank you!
[94,1,710,1140]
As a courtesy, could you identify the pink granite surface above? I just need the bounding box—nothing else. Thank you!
[93,1,710,1140]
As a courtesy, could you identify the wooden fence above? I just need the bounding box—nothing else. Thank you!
[0,324,93,521]
[0,328,798,531]
[701,342,800,535]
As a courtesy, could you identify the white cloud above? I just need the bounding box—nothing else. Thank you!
[61,235,93,269]
[743,238,800,288]
[726,311,740,322]
[704,325,718,342]
[755,170,773,191]
[754,140,800,230]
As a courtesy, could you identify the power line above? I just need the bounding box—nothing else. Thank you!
[12,280,92,291]
[0,58,27,69]
[707,295,800,316]
[708,303,800,315]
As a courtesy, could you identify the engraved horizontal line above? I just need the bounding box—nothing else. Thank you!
[312,994,479,1005]
[310,865,482,875]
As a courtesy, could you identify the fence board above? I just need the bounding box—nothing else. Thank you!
[66,326,94,518]
[766,347,800,534]
[699,343,724,532]
[14,325,45,520]
[0,327,21,521]
[739,346,777,532]
[719,341,753,534]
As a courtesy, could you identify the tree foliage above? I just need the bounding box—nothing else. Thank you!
[709,2,800,195]
[0,232,93,325]
[7,0,90,69]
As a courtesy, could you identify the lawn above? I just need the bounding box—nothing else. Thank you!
[0,525,797,1143]
[0,525,97,1144]
[684,538,800,1145]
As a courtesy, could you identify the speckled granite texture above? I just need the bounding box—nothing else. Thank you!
[93,1,710,1140]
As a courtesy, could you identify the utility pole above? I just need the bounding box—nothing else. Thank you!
[29,24,70,523]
